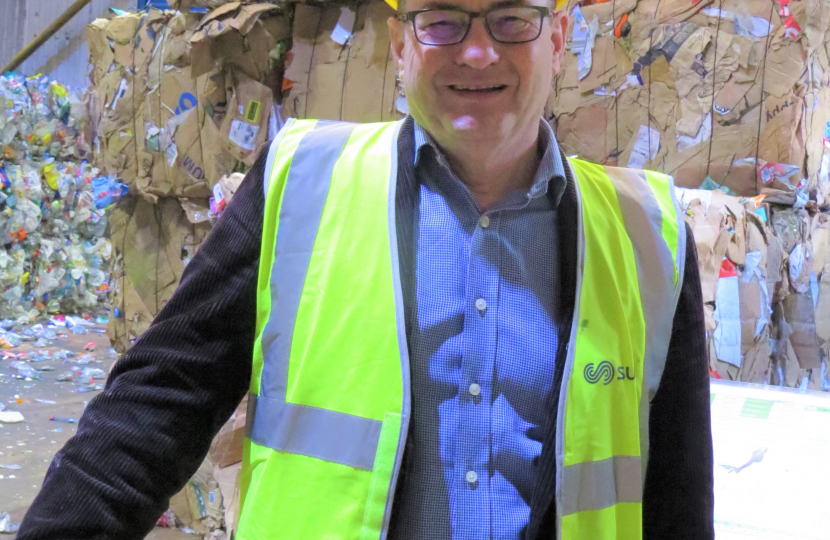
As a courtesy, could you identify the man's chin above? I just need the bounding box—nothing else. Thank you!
[450,114,510,132]
[451,115,480,131]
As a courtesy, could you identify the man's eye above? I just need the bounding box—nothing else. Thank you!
[426,20,459,27]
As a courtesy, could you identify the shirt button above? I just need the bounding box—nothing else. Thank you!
[475,298,487,312]
[469,383,481,396]
[466,471,478,484]
[479,215,490,228]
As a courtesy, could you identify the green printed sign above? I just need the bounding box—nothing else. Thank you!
[740,398,773,420]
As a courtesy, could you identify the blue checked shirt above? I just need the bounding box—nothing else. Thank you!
[393,120,567,540]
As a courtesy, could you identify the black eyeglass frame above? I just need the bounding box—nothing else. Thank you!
[399,5,551,46]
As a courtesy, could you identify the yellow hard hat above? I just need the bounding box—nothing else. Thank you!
[385,0,569,11]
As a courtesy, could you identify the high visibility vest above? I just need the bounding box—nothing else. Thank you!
[238,119,686,540]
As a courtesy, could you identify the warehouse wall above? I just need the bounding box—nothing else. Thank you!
[0,0,137,89]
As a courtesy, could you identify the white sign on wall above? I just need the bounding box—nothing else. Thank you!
[711,379,830,540]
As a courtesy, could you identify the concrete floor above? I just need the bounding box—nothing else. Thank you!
[0,322,192,539]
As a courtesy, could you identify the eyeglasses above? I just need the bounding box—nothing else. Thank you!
[400,5,550,46]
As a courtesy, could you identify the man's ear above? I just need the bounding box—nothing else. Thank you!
[550,12,569,76]
[389,16,406,69]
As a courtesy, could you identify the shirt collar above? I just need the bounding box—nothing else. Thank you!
[412,118,567,204]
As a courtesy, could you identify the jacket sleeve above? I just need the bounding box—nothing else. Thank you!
[17,150,268,540]
[642,223,715,539]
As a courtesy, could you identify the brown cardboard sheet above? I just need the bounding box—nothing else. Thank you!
[284,2,400,123]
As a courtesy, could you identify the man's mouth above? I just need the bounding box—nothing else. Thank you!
[448,84,507,93]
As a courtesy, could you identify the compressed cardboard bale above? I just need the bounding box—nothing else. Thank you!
[284,1,401,123]
[86,19,116,85]
[107,196,211,352]
[772,321,803,388]
[739,277,763,355]
[169,458,224,535]
[87,5,286,203]
[220,72,274,166]
[177,70,235,193]
[106,268,154,353]
[814,268,830,344]
[553,95,618,164]
[578,36,617,94]
[547,45,581,117]
[85,10,205,200]
[763,41,807,99]
[666,123,758,194]
[803,89,830,197]
[140,65,202,200]
[684,196,730,304]
[738,327,772,384]
[189,2,290,82]
[782,293,820,370]
[209,395,247,468]
[214,463,242,538]
[812,213,830,276]
[771,207,805,255]
[552,0,813,199]
[758,92,805,168]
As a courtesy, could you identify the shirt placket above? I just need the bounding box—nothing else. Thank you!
[455,209,500,540]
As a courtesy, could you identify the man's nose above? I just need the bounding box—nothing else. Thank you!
[457,18,499,69]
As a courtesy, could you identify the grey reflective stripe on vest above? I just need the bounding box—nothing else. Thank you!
[248,121,383,471]
[561,456,643,515]
[605,167,685,485]
[247,393,382,470]
[607,167,681,403]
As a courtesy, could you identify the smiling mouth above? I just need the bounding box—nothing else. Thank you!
[448,84,507,93]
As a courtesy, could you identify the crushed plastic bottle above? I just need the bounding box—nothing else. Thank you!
[70,324,88,335]
[74,353,95,365]
[0,511,19,533]
[73,384,104,393]
[9,360,39,380]
[78,367,105,384]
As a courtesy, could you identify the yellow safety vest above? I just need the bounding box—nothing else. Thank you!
[238,119,685,540]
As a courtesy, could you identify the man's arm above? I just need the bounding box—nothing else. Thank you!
[643,223,715,539]
[17,150,268,540]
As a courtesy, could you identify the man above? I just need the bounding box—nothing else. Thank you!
[19,0,713,537]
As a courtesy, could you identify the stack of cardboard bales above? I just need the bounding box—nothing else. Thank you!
[554,0,830,390]
[84,4,291,350]
[678,186,828,390]
[552,0,830,201]
[87,1,404,351]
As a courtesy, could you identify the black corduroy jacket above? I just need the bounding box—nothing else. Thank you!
[19,119,713,540]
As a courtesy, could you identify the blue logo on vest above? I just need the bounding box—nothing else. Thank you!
[584,361,635,385]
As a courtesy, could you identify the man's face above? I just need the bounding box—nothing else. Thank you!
[389,0,568,148]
